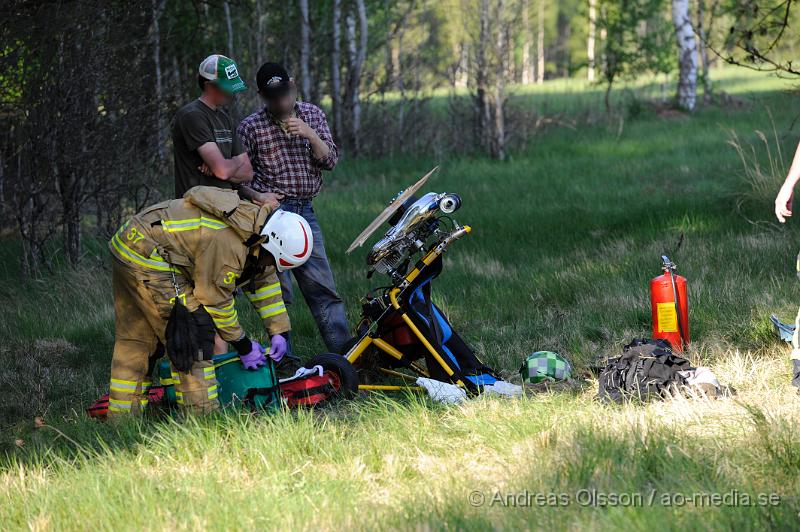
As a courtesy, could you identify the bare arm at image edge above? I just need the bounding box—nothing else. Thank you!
[775,141,800,223]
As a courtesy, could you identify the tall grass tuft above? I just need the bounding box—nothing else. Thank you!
[726,110,789,208]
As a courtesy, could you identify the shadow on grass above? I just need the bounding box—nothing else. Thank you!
[0,393,417,471]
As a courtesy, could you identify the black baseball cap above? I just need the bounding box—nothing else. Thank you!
[257,62,292,99]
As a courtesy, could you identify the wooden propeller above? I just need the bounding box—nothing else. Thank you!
[345,166,439,254]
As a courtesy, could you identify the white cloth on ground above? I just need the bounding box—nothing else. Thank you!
[416,377,467,404]
[678,366,721,391]
[416,378,523,402]
[482,380,523,397]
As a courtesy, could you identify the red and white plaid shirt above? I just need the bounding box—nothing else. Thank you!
[237,102,339,199]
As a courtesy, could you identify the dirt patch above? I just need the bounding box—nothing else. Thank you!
[657,108,688,121]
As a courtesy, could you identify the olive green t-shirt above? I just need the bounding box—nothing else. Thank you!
[171,99,242,198]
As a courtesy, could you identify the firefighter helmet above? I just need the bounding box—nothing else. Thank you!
[260,210,313,271]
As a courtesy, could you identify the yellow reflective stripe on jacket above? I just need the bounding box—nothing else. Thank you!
[203,367,216,380]
[110,233,179,273]
[205,302,236,318]
[206,300,235,314]
[246,282,282,302]
[206,302,239,329]
[213,315,239,328]
[161,217,228,232]
[257,302,287,319]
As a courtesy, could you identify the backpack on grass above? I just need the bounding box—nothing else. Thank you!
[597,338,692,403]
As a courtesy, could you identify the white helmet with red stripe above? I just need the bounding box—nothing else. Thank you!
[260,210,313,271]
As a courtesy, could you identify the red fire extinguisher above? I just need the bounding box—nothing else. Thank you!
[650,255,689,352]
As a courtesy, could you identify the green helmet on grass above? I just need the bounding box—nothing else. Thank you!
[199,54,247,94]
[520,351,572,383]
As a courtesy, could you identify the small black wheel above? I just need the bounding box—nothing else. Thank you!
[306,353,359,399]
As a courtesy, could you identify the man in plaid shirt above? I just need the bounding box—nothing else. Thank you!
[237,62,350,354]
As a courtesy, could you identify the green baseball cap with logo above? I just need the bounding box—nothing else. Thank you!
[199,54,247,94]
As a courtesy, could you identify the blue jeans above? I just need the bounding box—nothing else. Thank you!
[278,199,351,353]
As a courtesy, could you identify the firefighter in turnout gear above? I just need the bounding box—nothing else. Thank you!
[107,186,313,415]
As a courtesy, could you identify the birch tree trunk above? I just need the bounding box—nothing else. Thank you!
[223,1,234,57]
[345,7,356,146]
[599,4,607,68]
[345,10,357,149]
[587,0,596,82]
[381,0,391,156]
[256,0,265,66]
[223,1,237,117]
[391,42,402,91]
[521,0,532,84]
[331,0,342,142]
[396,30,406,150]
[345,0,367,154]
[671,0,697,111]
[474,0,490,149]
[356,0,368,140]
[536,0,545,84]
[298,0,312,101]
[492,0,507,160]
[696,0,711,100]
[19,195,38,277]
[456,43,469,87]
[151,0,166,168]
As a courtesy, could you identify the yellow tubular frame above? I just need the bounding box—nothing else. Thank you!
[358,384,424,391]
[372,338,405,359]
[345,225,472,391]
[346,336,373,365]
[389,288,464,386]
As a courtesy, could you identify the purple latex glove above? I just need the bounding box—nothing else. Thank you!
[268,334,287,363]
[240,340,267,370]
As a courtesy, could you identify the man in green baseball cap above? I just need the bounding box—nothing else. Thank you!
[172,54,263,200]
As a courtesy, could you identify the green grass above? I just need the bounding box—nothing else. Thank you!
[1,68,799,529]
